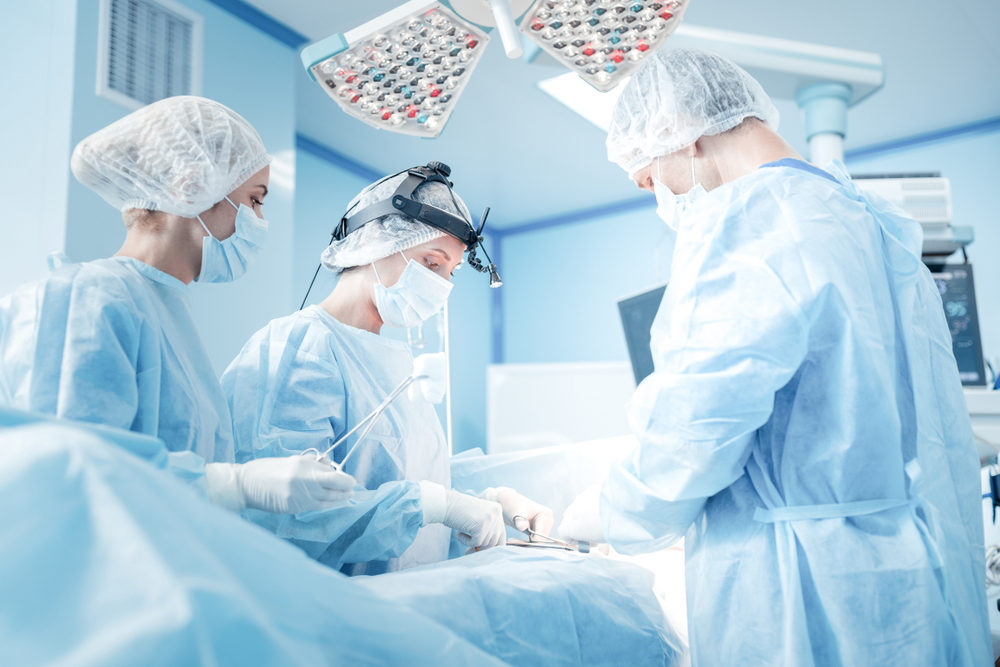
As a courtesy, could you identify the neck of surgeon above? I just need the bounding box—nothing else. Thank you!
[321,266,383,334]
[115,209,205,284]
[697,118,802,189]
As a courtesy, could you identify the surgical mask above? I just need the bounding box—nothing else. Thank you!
[195,197,269,283]
[653,155,706,231]
[372,252,454,328]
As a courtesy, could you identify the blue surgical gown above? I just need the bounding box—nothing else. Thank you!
[0,256,233,462]
[222,305,451,574]
[602,159,990,665]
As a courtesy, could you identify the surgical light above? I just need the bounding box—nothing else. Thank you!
[520,0,689,92]
[300,1,494,138]
[300,0,689,136]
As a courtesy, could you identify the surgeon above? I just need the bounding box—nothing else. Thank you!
[560,49,990,665]
[0,96,355,516]
[223,163,553,573]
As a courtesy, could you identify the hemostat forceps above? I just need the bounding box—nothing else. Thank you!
[303,373,428,471]
[506,515,591,553]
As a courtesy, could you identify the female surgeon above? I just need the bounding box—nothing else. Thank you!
[0,96,354,516]
[222,164,553,574]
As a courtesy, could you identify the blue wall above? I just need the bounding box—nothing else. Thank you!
[499,205,671,363]
[0,0,78,298]
[293,148,371,306]
[446,236,494,451]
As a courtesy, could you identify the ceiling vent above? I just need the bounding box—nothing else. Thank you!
[96,0,203,109]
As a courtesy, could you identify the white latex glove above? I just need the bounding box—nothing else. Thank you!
[407,353,447,404]
[481,486,554,536]
[420,481,505,548]
[204,456,356,514]
[558,484,606,544]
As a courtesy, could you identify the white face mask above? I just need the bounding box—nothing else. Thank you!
[372,252,454,328]
[652,155,706,231]
[195,196,269,283]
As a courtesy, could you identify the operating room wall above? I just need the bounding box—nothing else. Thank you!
[63,0,299,375]
[499,207,673,364]
[0,0,78,298]
[293,150,494,452]
[292,151,367,303]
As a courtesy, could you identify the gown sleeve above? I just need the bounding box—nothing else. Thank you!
[243,480,424,569]
[224,326,346,463]
[9,267,151,434]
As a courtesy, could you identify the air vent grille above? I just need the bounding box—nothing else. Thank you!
[97,0,203,108]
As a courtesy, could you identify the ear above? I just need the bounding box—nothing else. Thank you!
[632,163,653,191]
[685,139,702,158]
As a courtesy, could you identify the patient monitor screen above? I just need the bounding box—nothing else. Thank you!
[617,284,667,386]
[927,264,987,386]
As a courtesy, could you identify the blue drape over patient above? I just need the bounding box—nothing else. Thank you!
[0,419,502,666]
[602,161,990,665]
[0,411,686,666]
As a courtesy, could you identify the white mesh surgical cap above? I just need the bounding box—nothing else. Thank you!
[71,96,271,217]
[321,171,472,274]
[606,48,779,176]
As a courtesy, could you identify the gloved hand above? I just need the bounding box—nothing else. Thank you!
[558,484,606,544]
[481,486,554,536]
[204,456,356,514]
[419,481,505,548]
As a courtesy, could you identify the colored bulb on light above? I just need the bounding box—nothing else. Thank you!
[306,1,493,136]
[519,0,688,92]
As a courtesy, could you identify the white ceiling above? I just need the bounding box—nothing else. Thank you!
[246,0,1000,227]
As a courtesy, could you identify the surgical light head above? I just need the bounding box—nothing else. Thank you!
[519,0,689,93]
[300,1,689,137]
[300,1,493,138]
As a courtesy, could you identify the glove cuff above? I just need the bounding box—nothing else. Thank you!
[419,480,448,526]
[203,463,247,512]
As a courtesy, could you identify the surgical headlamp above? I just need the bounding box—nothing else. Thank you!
[299,161,501,308]
[300,0,688,136]
[338,161,502,288]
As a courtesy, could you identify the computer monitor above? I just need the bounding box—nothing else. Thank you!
[617,284,667,385]
[926,264,987,386]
